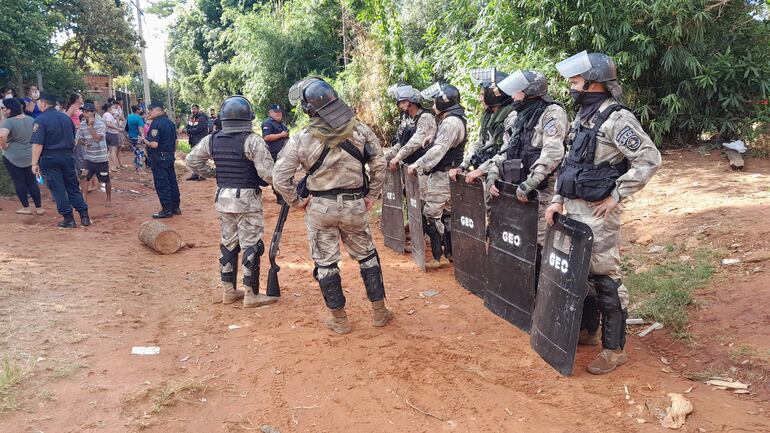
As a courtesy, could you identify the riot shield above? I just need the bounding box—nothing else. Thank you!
[484,181,539,332]
[404,172,426,271]
[381,167,406,253]
[449,174,488,297]
[530,213,593,376]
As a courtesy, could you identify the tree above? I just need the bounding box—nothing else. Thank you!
[58,0,140,76]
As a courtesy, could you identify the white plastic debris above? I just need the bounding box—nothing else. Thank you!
[228,324,241,330]
[131,346,160,355]
[420,290,440,297]
[721,258,741,266]
[638,322,663,337]
[626,318,645,325]
[722,140,747,154]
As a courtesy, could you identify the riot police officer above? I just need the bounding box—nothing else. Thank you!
[143,101,181,218]
[449,68,513,181]
[272,77,391,334]
[406,83,467,269]
[186,96,278,307]
[465,70,568,247]
[261,104,289,162]
[385,84,437,173]
[546,51,662,374]
[30,92,90,228]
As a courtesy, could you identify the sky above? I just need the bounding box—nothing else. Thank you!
[137,0,171,83]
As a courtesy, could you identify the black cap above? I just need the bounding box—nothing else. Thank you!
[82,102,96,111]
[268,104,283,112]
[38,92,58,103]
[148,100,164,109]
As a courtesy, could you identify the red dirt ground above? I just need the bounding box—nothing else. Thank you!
[0,149,768,432]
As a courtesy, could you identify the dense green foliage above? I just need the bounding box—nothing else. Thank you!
[1,0,140,97]
[166,0,770,145]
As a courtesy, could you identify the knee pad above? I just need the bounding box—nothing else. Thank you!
[242,240,265,289]
[219,244,241,283]
[591,275,622,312]
[316,264,345,310]
[359,252,385,302]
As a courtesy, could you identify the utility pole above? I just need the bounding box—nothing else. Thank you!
[134,0,152,107]
[164,47,175,122]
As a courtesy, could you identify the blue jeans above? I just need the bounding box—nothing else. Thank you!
[39,152,87,217]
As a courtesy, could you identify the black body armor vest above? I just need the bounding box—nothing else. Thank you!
[427,113,466,174]
[211,131,269,189]
[501,100,555,189]
[556,104,629,202]
[399,110,432,164]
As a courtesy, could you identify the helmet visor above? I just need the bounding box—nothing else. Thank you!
[469,67,497,86]
[555,50,592,79]
[420,82,443,100]
[288,77,321,106]
[497,70,531,96]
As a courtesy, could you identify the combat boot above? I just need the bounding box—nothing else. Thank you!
[586,348,627,375]
[243,291,278,308]
[79,210,91,227]
[371,300,393,327]
[222,287,244,304]
[58,214,77,228]
[578,329,600,346]
[325,308,351,334]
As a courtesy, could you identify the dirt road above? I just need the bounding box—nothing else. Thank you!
[1,150,768,432]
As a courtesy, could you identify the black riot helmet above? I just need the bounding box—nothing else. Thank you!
[288,77,337,117]
[289,77,354,128]
[469,67,511,107]
[556,51,622,98]
[219,96,255,121]
[420,82,461,113]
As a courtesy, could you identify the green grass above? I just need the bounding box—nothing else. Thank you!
[177,139,191,153]
[624,248,716,338]
[0,357,26,411]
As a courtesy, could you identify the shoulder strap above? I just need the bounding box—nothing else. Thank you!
[308,145,331,175]
[592,104,628,130]
[339,139,369,165]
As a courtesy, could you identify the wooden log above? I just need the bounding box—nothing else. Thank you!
[724,149,744,170]
[138,221,183,254]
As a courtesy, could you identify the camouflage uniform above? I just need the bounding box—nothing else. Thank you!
[386,111,437,196]
[554,98,661,306]
[410,115,466,223]
[272,122,387,307]
[186,133,274,296]
[481,103,568,245]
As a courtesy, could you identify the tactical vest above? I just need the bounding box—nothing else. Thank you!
[470,103,515,168]
[556,104,630,202]
[502,101,555,189]
[427,113,467,174]
[400,110,432,164]
[210,131,269,189]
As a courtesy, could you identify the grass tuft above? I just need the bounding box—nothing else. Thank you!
[0,357,26,411]
[151,378,206,414]
[625,248,716,337]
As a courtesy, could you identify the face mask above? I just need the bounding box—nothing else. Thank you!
[569,89,583,102]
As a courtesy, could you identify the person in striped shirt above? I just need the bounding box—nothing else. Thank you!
[77,103,112,206]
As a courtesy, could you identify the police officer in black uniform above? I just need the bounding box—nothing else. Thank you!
[143,101,181,218]
[31,92,90,228]
[185,104,209,181]
[261,104,289,161]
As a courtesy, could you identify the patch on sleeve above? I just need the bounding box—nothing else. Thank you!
[616,125,641,151]
[543,118,558,137]
[151,129,158,137]
[32,123,39,133]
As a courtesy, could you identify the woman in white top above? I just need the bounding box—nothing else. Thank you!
[101,102,124,171]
